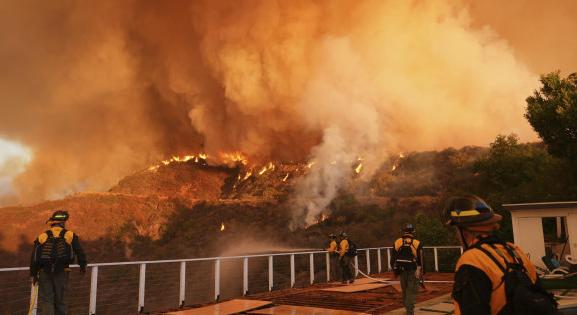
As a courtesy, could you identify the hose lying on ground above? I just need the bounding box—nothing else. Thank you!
[352,263,455,284]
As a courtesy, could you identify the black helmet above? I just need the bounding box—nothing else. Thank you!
[340,232,348,239]
[329,233,336,239]
[403,223,415,233]
[444,195,502,227]
[46,210,69,224]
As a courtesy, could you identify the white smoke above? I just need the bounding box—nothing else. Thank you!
[291,38,385,227]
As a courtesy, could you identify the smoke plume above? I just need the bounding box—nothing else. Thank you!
[0,0,576,222]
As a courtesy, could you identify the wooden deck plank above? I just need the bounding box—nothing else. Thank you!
[167,299,271,315]
[321,283,389,293]
[249,304,370,315]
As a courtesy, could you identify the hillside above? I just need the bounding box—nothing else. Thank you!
[0,147,493,267]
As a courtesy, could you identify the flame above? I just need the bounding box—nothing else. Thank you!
[282,173,289,182]
[391,164,397,171]
[329,161,337,165]
[146,151,249,172]
[258,166,268,175]
[307,161,316,168]
[399,152,405,158]
[220,152,248,165]
[354,162,363,174]
[310,212,329,226]
[267,162,275,171]
[220,222,225,231]
[242,171,253,180]
[159,154,204,167]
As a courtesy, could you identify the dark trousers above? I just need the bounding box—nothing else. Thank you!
[400,269,418,315]
[38,270,69,315]
[339,256,354,282]
[329,255,339,281]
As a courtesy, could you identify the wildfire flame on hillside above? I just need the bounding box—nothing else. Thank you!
[220,222,225,231]
[354,163,363,174]
[391,152,405,172]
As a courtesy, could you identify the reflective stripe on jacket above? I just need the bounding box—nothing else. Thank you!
[453,242,537,315]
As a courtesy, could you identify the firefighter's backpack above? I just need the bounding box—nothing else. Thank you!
[346,240,358,257]
[476,243,558,315]
[395,237,416,269]
[39,229,74,273]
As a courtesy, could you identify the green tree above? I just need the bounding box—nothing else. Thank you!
[414,212,455,246]
[526,72,577,160]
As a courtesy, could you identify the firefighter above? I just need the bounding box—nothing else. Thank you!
[30,210,87,315]
[445,195,558,315]
[392,223,423,315]
[338,232,355,284]
[326,234,339,281]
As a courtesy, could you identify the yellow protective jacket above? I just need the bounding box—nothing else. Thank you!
[393,234,422,267]
[30,226,87,276]
[37,226,74,245]
[453,239,537,315]
[339,239,349,257]
[327,240,338,254]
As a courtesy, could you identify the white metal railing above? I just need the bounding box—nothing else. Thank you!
[0,246,462,315]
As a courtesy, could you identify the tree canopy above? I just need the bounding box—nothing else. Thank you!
[526,72,577,160]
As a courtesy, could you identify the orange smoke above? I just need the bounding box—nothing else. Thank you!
[0,0,576,206]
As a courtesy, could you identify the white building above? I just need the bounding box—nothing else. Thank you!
[503,201,577,269]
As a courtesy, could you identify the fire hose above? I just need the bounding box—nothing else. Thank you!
[350,262,454,285]
[28,284,38,315]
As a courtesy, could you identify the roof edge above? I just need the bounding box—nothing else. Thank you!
[503,201,577,211]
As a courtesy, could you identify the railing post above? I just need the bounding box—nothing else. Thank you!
[179,262,186,307]
[309,253,314,285]
[387,248,392,271]
[460,246,464,255]
[377,248,382,273]
[243,257,249,295]
[268,256,273,291]
[366,249,371,274]
[138,263,146,313]
[29,283,38,315]
[434,247,439,272]
[290,254,295,288]
[354,255,359,277]
[89,266,98,315]
[326,252,330,282]
[214,259,220,301]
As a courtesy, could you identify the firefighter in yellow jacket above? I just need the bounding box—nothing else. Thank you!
[326,234,339,281]
[338,232,354,284]
[30,210,87,315]
[444,195,558,315]
[392,223,423,315]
